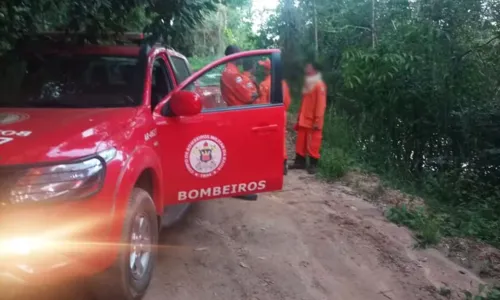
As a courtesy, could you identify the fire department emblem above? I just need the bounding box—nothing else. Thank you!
[185,135,227,178]
[0,113,29,125]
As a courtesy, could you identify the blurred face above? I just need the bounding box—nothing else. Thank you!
[305,64,317,76]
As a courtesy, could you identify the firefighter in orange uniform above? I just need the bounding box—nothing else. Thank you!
[257,59,292,175]
[221,45,259,201]
[289,62,327,174]
[220,45,258,106]
[256,59,271,104]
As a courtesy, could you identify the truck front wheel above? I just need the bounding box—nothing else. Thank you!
[89,187,159,300]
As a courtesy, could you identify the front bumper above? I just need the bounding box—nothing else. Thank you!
[0,156,128,285]
[0,200,119,285]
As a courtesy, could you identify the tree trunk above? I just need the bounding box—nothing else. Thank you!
[371,0,377,49]
[218,7,227,56]
[313,0,318,59]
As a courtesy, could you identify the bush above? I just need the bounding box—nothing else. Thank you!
[465,285,500,300]
[318,108,356,179]
[386,205,442,247]
[318,147,351,179]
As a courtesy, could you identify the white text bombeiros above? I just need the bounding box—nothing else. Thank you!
[178,180,266,201]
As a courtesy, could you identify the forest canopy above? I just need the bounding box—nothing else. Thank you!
[0,0,247,53]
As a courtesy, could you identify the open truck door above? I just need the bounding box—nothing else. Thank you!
[154,49,285,204]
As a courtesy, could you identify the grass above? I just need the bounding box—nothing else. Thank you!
[316,107,356,180]
[386,205,442,247]
[318,147,352,179]
[465,285,500,300]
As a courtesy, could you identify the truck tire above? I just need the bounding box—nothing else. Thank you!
[89,187,159,300]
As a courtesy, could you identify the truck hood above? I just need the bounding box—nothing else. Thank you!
[0,108,137,165]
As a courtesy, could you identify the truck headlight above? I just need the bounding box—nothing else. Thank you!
[8,148,116,204]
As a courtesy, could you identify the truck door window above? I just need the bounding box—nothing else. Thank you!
[151,58,171,110]
[184,54,277,111]
[170,56,194,91]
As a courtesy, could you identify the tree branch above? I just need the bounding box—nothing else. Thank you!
[456,35,500,61]
[321,25,372,33]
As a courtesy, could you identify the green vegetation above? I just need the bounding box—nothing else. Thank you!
[0,0,257,55]
[465,284,500,300]
[257,0,500,251]
[180,0,258,59]
[189,56,218,71]
[0,0,225,53]
[316,111,354,180]
[386,205,442,247]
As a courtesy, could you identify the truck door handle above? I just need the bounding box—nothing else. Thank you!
[252,124,278,132]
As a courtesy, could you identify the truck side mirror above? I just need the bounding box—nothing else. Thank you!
[168,90,202,117]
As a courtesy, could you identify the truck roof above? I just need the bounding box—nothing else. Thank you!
[30,45,187,60]
[19,32,188,60]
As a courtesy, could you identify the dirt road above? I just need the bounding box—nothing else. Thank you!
[143,171,483,300]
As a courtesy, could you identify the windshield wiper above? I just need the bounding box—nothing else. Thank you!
[121,95,137,105]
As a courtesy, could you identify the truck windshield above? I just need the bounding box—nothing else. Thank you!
[0,53,141,108]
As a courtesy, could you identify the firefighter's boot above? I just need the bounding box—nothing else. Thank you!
[288,154,306,170]
[307,157,318,175]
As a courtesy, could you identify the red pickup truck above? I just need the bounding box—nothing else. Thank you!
[0,33,285,299]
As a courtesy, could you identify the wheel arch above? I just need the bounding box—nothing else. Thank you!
[102,146,163,275]
[112,146,165,219]
[135,167,163,215]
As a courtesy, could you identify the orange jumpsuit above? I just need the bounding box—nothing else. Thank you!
[296,79,327,159]
[256,76,291,159]
[256,76,291,106]
[220,63,258,106]
[255,76,270,105]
